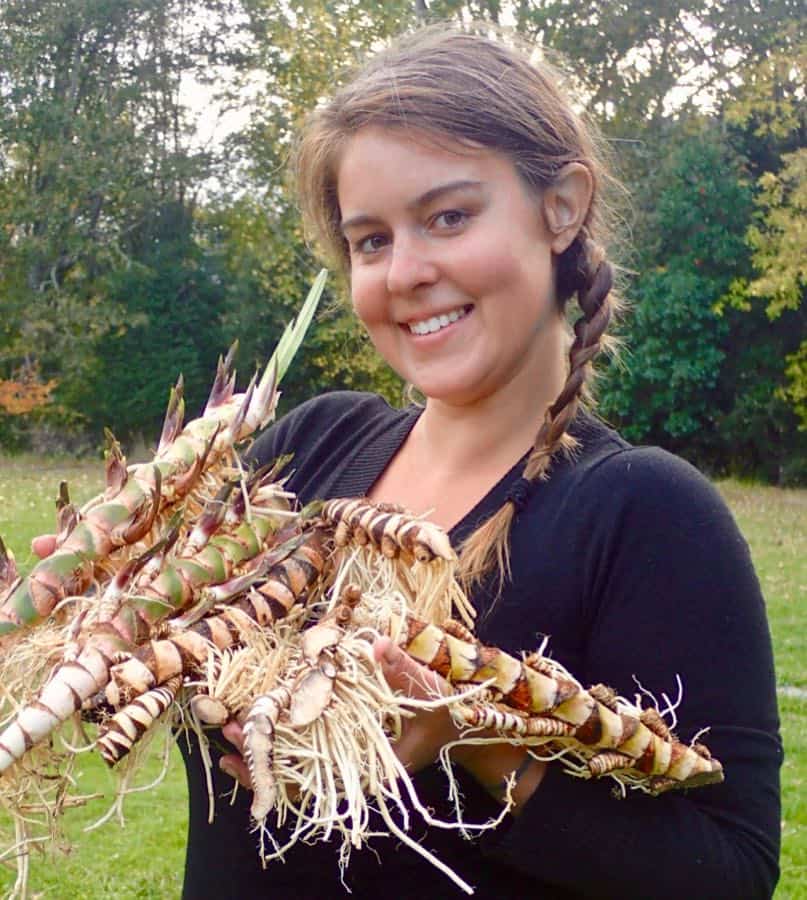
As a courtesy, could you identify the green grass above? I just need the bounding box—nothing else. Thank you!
[0,459,803,898]
[1,748,188,899]
[0,456,101,576]
[719,482,806,691]
[720,482,807,898]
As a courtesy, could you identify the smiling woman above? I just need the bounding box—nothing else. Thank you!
[180,25,782,900]
[337,128,575,417]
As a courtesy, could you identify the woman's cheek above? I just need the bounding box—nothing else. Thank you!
[463,240,531,298]
[350,273,386,329]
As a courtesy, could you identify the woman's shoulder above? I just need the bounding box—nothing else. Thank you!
[573,413,728,518]
[277,389,400,434]
[282,389,398,424]
[557,416,748,568]
[585,439,731,526]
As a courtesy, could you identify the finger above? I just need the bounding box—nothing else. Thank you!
[222,719,245,754]
[372,636,396,664]
[31,534,57,559]
[374,638,444,699]
[219,752,252,789]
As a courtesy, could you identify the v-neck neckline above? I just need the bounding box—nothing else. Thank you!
[353,402,530,546]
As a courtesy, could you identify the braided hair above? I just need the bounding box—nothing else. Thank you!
[294,25,620,591]
[460,233,615,588]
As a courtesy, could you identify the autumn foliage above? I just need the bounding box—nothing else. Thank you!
[0,364,57,415]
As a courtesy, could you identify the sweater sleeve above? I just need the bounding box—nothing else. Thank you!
[483,448,782,899]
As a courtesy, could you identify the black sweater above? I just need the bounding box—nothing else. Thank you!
[181,392,781,899]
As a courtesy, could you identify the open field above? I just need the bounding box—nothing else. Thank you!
[0,457,804,898]
[719,482,806,899]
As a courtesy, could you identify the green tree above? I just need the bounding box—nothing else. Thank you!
[722,37,806,461]
[600,127,751,459]
[747,148,807,436]
[508,0,803,133]
[0,0,233,444]
[747,149,807,319]
[68,201,226,442]
[601,119,805,481]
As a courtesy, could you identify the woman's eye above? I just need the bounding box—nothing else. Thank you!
[433,209,468,230]
[355,234,388,254]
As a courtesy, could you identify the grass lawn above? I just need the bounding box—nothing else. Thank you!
[721,482,806,899]
[0,458,803,898]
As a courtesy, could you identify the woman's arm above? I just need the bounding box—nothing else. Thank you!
[480,448,782,899]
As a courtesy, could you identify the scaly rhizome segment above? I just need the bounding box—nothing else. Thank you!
[105,523,330,709]
[320,498,475,630]
[94,675,184,767]
[389,614,724,795]
[92,482,301,768]
[94,523,329,772]
[0,269,327,644]
[0,469,298,781]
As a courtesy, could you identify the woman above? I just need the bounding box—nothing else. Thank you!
[181,27,782,899]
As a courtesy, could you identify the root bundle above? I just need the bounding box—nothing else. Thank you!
[0,302,724,895]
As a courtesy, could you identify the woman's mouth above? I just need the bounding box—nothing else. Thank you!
[406,305,472,336]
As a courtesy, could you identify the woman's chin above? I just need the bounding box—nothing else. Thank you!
[411,376,491,408]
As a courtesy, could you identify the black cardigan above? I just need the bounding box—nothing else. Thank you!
[181,391,781,899]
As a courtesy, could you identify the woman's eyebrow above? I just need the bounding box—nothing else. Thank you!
[340,179,484,232]
[340,212,381,233]
[410,179,484,209]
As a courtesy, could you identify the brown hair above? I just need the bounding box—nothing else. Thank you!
[294,25,618,590]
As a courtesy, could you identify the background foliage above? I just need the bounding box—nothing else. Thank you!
[0,0,804,480]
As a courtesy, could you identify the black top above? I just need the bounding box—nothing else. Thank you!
[181,392,782,899]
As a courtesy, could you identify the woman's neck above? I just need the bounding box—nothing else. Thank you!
[415,337,567,477]
[368,324,568,530]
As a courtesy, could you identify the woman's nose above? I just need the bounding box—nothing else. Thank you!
[385,237,439,295]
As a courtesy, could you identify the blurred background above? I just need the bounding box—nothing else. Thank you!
[0,0,804,482]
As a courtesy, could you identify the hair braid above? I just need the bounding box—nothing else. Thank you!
[458,237,614,593]
[523,237,613,481]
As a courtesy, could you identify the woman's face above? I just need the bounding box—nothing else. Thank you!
[337,126,565,407]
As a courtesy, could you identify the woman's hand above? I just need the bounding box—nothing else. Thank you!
[219,719,253,789]
[32,534,57,558]
[374,637,547,811]
[215,645,454,796]
[373,636,461,775]
[216,642,464,792]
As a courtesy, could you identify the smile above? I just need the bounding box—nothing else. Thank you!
[407,305,471,336]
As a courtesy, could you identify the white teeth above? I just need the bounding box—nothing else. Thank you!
[408,306,469,336]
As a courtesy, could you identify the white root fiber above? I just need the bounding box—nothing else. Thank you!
[0,487,722,897]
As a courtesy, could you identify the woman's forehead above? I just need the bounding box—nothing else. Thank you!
[336,126,518,212]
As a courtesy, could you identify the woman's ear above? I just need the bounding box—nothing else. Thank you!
[541,163,593,254]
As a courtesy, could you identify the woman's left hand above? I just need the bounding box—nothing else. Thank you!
[373,636,461,775]
[373,636,547,809]
[219,719,253,788]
